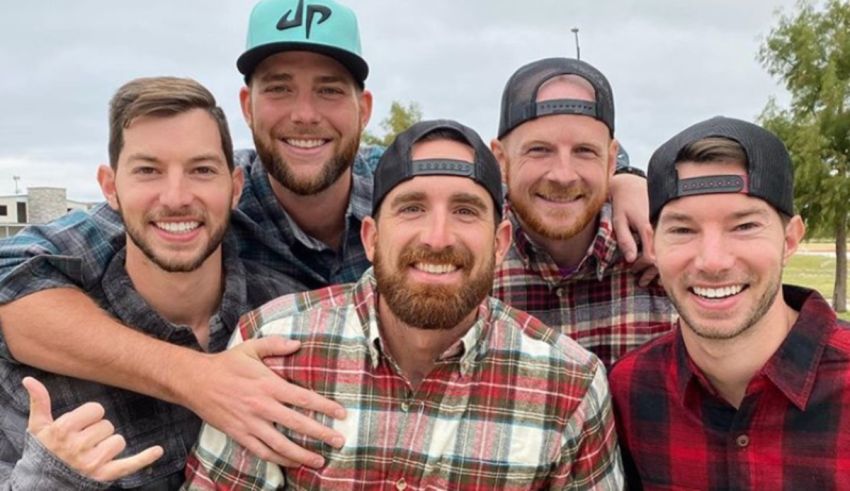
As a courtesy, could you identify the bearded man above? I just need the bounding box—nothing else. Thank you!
[184,120,623,490]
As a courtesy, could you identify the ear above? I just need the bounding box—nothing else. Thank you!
[230,166,245,210]
[490,138,509,184]
[360,215,378,263]
[239,86,253,130]
[493,218,513,266]
[607,138,620,177]
[97,165,119,210]
[358,89,374,131]
[645,224,658,264]
[781,215,806,266]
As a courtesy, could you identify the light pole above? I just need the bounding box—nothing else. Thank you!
[12,176,20,195]
[571,27,580,60]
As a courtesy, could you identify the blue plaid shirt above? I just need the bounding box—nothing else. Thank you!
[0,146,383,359]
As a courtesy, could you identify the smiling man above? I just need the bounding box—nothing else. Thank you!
[609,117,850,489]
[184,120,623,490]
[0,77,287,488]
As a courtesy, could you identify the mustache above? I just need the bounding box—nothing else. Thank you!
[398,245,473,269]
[533,181,585,200]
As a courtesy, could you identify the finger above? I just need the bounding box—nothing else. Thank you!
[87,433,128,468]
[260,396,345,448]
[638,223,654,256]
[52,402,107,434]
[614,220,638,263]
[77,418,116,450]
[23,377,53,432]
[94,445,164,482]
[243,337,302,359]
[268,378,346,421]
[638,266,660,288]
[237,433,302,468]
[249,422,326,468]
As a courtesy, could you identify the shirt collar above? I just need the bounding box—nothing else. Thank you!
[509,203,622,284]
[354,267,490,377]
[673,285,836,411]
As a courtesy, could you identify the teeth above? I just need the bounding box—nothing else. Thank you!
[692,285,744,299]
[156,221,200,233]
[414,263,458,274]
[286,138,325,149]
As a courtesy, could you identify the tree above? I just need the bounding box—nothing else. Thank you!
[758,0,850,311]
[362,101,423,147]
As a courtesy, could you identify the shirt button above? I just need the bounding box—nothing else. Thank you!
[401,402,409,412]
[396,478,407,490]
[556,288,565,297]
[736,434,750,448]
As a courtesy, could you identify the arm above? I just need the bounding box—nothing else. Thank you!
[0,289,345,468]
[608,173,658,286]
[549,365,624,490]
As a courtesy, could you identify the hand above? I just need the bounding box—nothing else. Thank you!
[23,376,163,482]
[182,337,346,469]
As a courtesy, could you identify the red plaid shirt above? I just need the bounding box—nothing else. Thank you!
[610,285,850,490]
[493,204,676,370]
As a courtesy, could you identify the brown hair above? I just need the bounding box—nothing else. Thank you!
[108,77,234,169]
[675,137,747,165]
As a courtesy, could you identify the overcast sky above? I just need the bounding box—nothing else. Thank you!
[0,0,799,201]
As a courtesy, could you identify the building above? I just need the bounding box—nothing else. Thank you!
[0,187,95,237]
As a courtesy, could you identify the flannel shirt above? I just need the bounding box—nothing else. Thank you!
[0,146,382,309]
[492,204,676,369]
[184,268,624,490]
[609,285,850,490]
[0,237,289,489]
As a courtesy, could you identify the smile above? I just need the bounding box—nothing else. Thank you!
[691,284,745,299]
[155,221,200,234]
[413,262,459,274]
[284,138,328,149]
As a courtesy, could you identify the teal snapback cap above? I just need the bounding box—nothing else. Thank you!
[237,0,369,87]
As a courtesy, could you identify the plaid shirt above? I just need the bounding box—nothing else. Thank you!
[0,146,382,309]
[609,285,850,490]
[492,204,676,370]
[184,268,624,490]
[0,237,288,489]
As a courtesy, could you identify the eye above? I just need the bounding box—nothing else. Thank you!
[574,145,599,157]
[264,84,292,95]
[398,204,424,214]
[192,165,219,176]
[667,226,694,235]
[318,86,345,96]
[132,166,158,175]
[733,222,760,232]
[525,145,551,157]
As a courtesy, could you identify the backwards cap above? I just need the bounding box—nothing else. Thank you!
[237,0,368,87]
[498,57,615,139]
[647,116,795,222]
[372,120,504,218]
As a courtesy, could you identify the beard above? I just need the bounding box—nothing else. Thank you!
[253,129,360,196]
[373,242,495,330]
[509,178,607,240]
[671,270,782,341]
[121,203,229,273]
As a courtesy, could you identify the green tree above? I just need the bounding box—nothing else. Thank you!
[758,0,850,311]
[362,101,423,147]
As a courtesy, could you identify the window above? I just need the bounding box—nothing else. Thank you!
[0,205,7,216]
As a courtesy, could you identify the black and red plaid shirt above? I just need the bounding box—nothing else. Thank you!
[610,285,850,490]
[493,204,676,370]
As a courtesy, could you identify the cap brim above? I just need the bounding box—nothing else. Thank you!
[237,42,369,87]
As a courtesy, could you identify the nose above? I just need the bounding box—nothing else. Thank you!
[160,172,193,209]
[419,209,455,250]
[289,90,320,125]
[694,230,735,274]
[546,150,579,183]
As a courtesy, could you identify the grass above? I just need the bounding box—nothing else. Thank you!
[785,250,850,321]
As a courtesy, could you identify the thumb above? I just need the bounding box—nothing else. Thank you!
[22,377,54,433]
[242,336,301,360]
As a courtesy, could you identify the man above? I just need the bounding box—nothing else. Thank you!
[0,0,647,468]
[609,116,850,489]
[491,58,675,369]
[184,120,623,490]
[0,77,286,488]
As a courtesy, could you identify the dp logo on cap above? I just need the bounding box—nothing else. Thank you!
[277,0,331,38]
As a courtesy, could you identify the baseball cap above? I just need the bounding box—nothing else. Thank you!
[647,116,795,222]
[372,120,504,219]
[498,57,615,139]
[237,0,369,87]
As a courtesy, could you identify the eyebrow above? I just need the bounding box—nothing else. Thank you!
[661,206,770,223]
[388,190,490,213]
[450,192,490,213]
[125,153,225,165]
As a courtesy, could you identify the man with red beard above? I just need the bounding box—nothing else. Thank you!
[184,120,624,490]
[0,77,287,489]
[610,117,850,489]
[490,58,676,369]
[0,0,650,470]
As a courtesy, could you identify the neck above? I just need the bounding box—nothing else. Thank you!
[519,214,598,270]
[124,243,224,351]
[376,296,478,391]
[682,295,798,409]
[269,169,352,251]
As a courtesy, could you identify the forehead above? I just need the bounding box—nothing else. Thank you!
[675,159,747,180]
[252,50,354,83]
[536,75,596,103]
[410,138,475,162]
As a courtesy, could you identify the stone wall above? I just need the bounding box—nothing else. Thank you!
[27,187,68,224]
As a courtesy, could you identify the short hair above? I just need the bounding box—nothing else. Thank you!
[108,77,234,170]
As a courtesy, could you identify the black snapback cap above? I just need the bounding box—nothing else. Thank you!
[372,119,504,219]
[498,57,615,139]
[647,116,795,222]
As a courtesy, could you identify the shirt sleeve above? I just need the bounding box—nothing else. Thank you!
[182,324,285,491]
[549,364,625,490]
[2,432,110,491]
